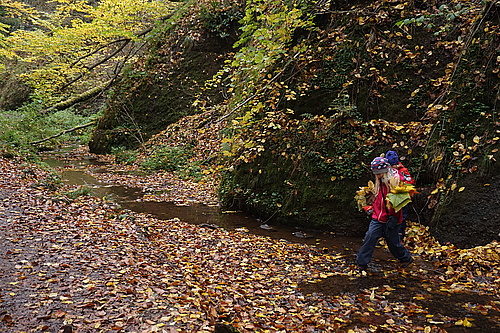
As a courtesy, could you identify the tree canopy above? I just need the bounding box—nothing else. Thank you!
[0,0,177,105]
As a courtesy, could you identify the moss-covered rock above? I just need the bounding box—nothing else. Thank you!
[429,145,500,248]
[220,156,371,235]
[0,68,31,111]
[215,0,500,246]
[88,45,230,153]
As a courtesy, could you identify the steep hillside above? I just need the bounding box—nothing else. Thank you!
[90,0,500,247]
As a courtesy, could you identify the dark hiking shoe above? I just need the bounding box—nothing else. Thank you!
[400,257,414,268]
[358,264,368,271]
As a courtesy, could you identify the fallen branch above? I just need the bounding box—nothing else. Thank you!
[30,121,96,145]
[43,79,114,114]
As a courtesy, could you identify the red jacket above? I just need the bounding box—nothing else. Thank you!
[393,162,415,185]
[371,182,402,223]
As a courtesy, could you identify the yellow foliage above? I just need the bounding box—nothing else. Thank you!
[390,183,417,196]
[1,0,177,101]
[388,174,400,190]
[354,180,375,211]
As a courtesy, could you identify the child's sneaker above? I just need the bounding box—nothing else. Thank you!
[400,257,414,268]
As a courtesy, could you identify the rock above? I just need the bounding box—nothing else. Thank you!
[61,325,73,333]
[259,224,275,231]
[199,223,220,229]
[214,323,240,333]
[292,231,313,239]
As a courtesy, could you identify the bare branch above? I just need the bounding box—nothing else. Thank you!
[61,39,131,90]
[30,122,96,145]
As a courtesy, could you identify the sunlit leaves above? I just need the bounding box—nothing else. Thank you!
[1,0,177,103]
[1,0,42,24]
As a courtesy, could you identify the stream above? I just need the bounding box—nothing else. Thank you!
[40,150,360,256]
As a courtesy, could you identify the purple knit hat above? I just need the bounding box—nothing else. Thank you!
[386,150,399,166]
[371,157,390,174]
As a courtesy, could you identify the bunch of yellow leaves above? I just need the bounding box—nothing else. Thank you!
[386,184,417,212]
[354,180,375,211]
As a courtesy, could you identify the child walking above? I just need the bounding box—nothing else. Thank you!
[356,157,413,271]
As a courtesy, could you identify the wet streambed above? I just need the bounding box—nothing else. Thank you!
[41,152,360,254]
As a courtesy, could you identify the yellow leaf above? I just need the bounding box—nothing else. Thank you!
[458,187,465,192]
[473,136,480,144]
[462,318,473,327]
[451,183,457,191]
[331,176,337,181]
[431,189,439,195]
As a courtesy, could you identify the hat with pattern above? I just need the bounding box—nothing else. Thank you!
[371,157,390,174]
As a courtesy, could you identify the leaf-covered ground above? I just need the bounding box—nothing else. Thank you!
[1,156,499,333]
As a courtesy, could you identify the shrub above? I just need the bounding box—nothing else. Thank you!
[140,145,193,172]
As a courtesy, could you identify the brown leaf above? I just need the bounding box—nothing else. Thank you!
[52,310,66,318]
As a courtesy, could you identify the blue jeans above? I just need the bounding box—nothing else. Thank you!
[398,206,409,241]
[398,219,407,241]
[357,218,412,266]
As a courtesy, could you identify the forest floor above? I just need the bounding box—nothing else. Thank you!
[1,154,500,333]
